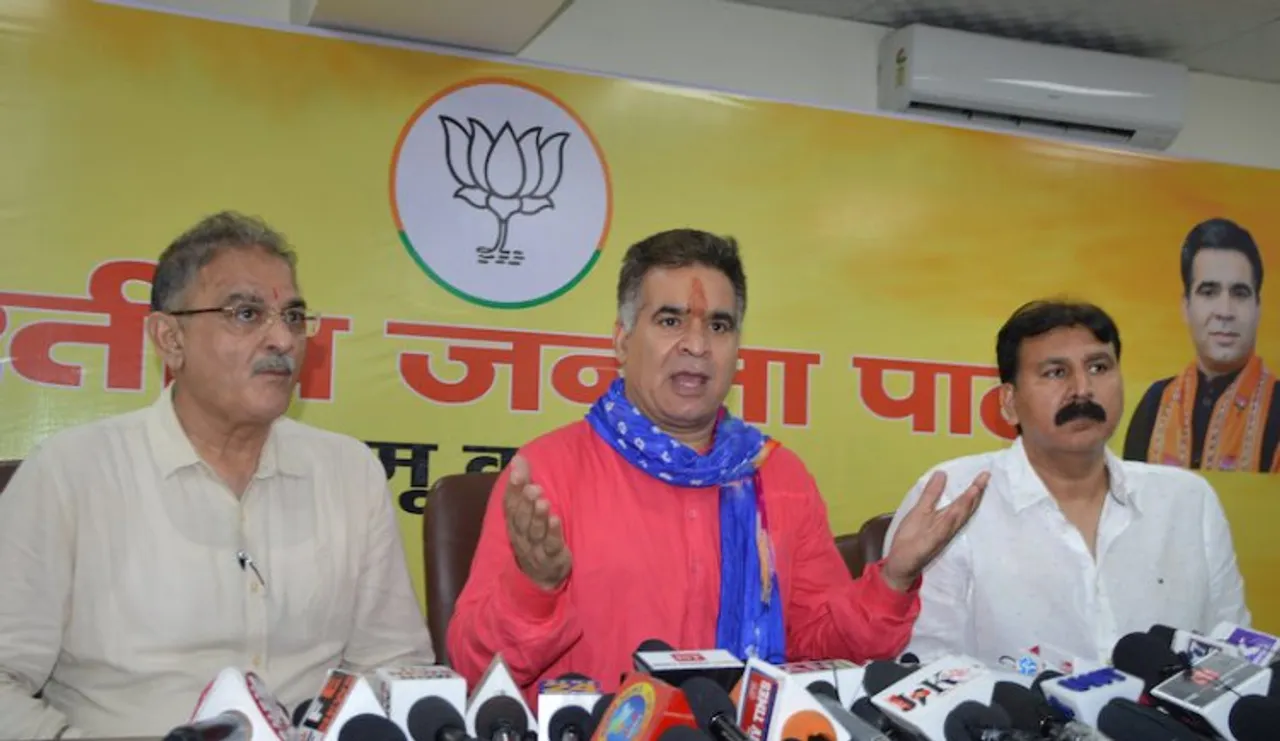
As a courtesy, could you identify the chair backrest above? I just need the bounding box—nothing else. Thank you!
[0,460,20,494]
[857,513,894,568]
[423,472,498,665]
[834,532,864,577]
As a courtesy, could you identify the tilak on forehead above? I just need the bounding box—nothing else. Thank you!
[688,276,708,318]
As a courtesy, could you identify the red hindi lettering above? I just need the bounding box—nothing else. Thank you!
[0,260,153,390]
[297,316,352,402]
[852,355,1016,440]
[387,322,545,410]
[735,348,822,426]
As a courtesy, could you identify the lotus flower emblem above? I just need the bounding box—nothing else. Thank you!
[440,116,570,265]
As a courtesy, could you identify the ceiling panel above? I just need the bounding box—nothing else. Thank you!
[731,0,1280,83]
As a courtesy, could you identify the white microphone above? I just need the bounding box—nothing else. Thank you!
[632,643,745,694]
[372,664,468,738]
[1038,667,1145,727]
[536,674,602,741]
[777,659,867,709]
[465,655,534,741]
[297,668,402,741]
[1151,649,1274,741]
[176,667,294,741]
[868,655,997,741]
[735,656,880,741]
[1209,622,1280,666]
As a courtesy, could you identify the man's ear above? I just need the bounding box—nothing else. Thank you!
[612,318,630,368]
[147,313,185,372]
[999,382,1018,427]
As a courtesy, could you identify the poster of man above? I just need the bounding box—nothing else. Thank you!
[1124,218,1280,474]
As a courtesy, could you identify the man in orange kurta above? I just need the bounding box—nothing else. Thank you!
[1125,218,1279,474]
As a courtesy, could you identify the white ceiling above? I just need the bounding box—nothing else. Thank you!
[729,0,1280,83]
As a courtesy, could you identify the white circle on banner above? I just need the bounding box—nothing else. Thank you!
[391,78,613,309]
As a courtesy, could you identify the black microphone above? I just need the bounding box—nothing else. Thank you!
[941,701,1040,741]
[991,681,1109,741]
[1228,695,1280,741]
[1094,698,1210,740]
[408,695,474,741]
[862,660,915,696]
[292,700,313,728]
[162,711,253,741]
[548,705,593,741]
[849,698,898,738]
[682,677,751,741]
[474,695,530,741]
[337,714,408,741]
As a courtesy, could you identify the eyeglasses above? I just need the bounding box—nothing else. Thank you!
[169,303,321,338]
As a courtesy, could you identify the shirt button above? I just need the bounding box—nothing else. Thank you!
[252,655,262,669]
[250,582,260,594]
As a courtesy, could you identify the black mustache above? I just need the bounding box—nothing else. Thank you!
[1055,400,1107,426]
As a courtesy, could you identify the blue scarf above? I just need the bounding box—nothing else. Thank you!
[585,378,785,663]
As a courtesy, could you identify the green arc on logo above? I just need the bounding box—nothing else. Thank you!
[397,231,603,310]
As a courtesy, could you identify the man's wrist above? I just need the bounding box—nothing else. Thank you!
[880,560,916,593]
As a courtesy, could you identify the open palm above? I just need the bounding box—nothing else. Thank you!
[882,470,989,591]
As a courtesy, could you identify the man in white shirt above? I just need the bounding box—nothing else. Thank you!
[0,212,434,739]
[885,299,1251,669]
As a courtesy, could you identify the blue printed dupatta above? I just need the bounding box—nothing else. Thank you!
[585,378,784,662]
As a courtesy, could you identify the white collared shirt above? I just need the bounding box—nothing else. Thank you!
[885,438,1251,668]
[0,385,433,740]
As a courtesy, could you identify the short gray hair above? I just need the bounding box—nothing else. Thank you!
[616,229,747,332]
[150,211,297,312]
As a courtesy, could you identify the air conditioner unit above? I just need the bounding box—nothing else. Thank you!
[877,24,1188,150]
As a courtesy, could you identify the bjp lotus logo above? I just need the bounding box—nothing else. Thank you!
[391,79,612,309]
[439,117,568,266]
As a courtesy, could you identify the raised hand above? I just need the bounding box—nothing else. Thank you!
[881,470,989,591]
[502,455,572,591]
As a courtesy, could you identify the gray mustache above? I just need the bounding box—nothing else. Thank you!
[252,354,297,375]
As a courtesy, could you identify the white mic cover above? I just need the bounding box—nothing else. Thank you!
[298,668,389,740]
[1039,667,1145,727]
[538,676,603,741]
[374,664,468,734]
[869,655,995,741]
[1211,622,1280,666]
[189,667,293,740]
[1152,651,1274,741]
[465,654,535,740]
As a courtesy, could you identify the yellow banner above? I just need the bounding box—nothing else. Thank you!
[2,2,1278,627]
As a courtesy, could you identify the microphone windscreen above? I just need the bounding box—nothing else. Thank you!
[1112,632,1181,689]
[292,699,312,728]
[548,705,592,741]
[1030,669,1063,694]
[1096,698,1205,740]
[942,701,1011,741]
[476,695,530,739]
[862,660,914,695]
[557,672,591,681]
[1148,623,1177,647]
[681,676,735,731]
[338,714,407,741]
[850,698,892,732]
[1228,695,1280,741]
[899,652,921,665]
[636,638,675,653]
[991,681,1055,733]
[1269,659,1280,698]
[806,680,838,701]
[408,696,466,741]
[589,693,614,735]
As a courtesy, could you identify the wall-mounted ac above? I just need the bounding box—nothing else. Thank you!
[877,24,1189,150]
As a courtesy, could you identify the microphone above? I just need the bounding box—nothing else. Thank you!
[682,677,750,741]
[538,673,604,741]
[940,701,1038,741]
[589,673,697,741]
[990,681,1112,741]
[182,667,294,741]
[163,711,254,741]
[465,655,535,741]
[870,655,998,741]
[1227,695,1280,741]
[374,664,469,736]
[778,659,868,709]
[409,695,475,741]
[632,639,745,694]
[1094,699,1211,741]
[1036,667,1143,728]
[1149,623,1242,665]
[1209,622,1280,667]
[1149,647,1274,741]
[297,668,393,740]
[338,714,407,741]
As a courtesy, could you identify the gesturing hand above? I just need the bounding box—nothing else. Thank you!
[503,455,572,591]
[881,470,989,592]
